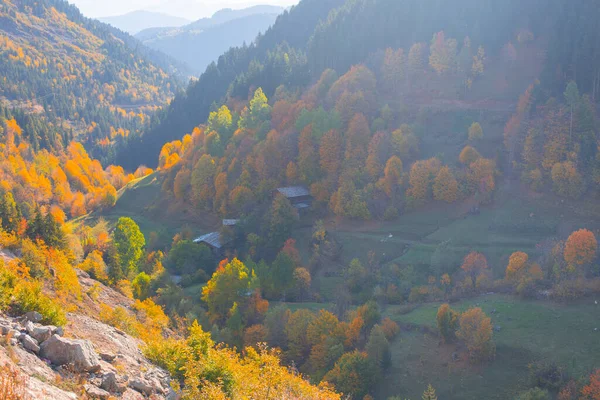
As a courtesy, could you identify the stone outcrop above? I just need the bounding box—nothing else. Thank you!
[40,334,102,373]
[0,271,178,399]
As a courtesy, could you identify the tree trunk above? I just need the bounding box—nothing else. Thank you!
[570,105,573,141]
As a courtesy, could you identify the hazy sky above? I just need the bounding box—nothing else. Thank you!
[68,0,300,19]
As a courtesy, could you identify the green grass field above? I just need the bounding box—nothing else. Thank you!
[82,173,220,248]
[377,294,600,400]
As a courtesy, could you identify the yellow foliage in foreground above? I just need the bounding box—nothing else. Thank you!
[144,322,341,400]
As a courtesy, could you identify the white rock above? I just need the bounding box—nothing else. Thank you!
[21,335,40,354]
[40,335,101,372]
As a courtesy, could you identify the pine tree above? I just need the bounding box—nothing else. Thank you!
[422,384,438,400]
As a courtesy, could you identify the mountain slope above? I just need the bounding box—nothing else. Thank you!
[0,0,183,163]
[136,5,284,75]
[121,0,346,168]
[99,10,191,34]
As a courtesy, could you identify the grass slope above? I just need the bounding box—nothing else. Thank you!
[378,294,600,400]
[84,173,220,248]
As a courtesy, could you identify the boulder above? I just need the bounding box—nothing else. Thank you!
[121,389,145,400]
[129,378,154,396]
[24,320,35,334]
[99,352,116,362]
[40,335,101,372]
[21,335,40,354]
[0,323,11,335]
[24,311,43,323]
[30,326,53,343]
[101,372,127,394]
[84,384,110,399]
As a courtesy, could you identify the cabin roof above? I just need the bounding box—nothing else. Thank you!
[193,232,223,249]
[222,219,240,226]
[276,186,311,198]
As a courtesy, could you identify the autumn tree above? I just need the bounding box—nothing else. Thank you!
[239,88,271,133]
[320,129,343,178]
[408,42,427,74]
[564,229,598,270]
[323,351,377,400]
[382,48,405,93]
[112,217,145,280]
[581,369,600,400]
[437,303,459,343]
[407,158,441,204]
[429,31,457,75]
[468,158,496,196]
[459,145,481,165]
[461,251,488,289]
[505,251,530,282]
[202,258,254,324]
[551,161,583,198]
[298,124,320,183]
[471,46,486,77]
[191,155,217,208]
[268,194,298,251]
[457,307,495,362]
[285,309,315,365]
[293,267,311,301]
[391,124,419,160]
[380,156,403,198]
[366,132,388,180]
[433,166,458,203]
[468,122,483,141]
[344,113,371,170]
[330,180,370,219]
[207,105,234,139]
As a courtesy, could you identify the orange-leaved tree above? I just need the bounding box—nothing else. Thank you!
[505,251,529,282]
[581,369,600,400]
[461,251,488,289]
[564,229,598,271]
[456,307,495,362]
[433,166,458,203]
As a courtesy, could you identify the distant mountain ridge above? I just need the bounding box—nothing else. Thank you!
[135,5,284,74]
[99,10,191,35]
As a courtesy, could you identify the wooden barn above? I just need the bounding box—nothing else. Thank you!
[275,186,313,213]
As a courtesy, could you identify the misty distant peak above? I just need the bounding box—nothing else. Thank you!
[99,10,191,35]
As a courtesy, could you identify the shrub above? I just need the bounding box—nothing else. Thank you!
[0,364,27,400]
[529,362,567,392]
[516,387,550,400]
[12,282,67,327]
[551,279,587,302]
[99,304,140,337]
[380,317,400,340]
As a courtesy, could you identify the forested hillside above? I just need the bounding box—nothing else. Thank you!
[121,0,345,168]
[2,0,600,399]
[0,0,184,164]
[129,0,600,170]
